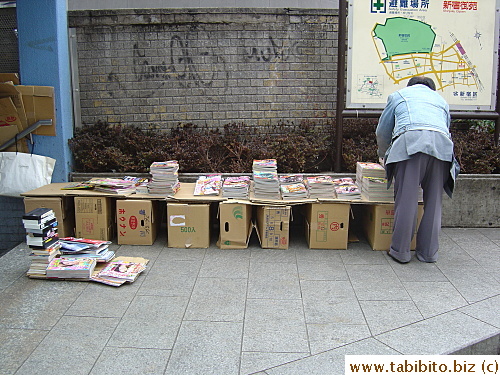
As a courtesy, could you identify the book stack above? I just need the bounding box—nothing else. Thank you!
[23,208,61,278]
[360,176,394,201]
[304,176,336,199]
[332,177,361,200]
[123,176,150,194]
[46,257,97,280]
[58,237,115,263]
[194,174,222,196]
[356,162,393,201]
[148,160,181,196]
[279,174,308,200]
[253,159,280,200]
[88,177,137,194]
[91,259,148,287]
[356,162,386,182]
[222,176,251,199]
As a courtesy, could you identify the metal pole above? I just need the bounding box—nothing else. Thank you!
[335,0,347,172]
[495,36,500,146]
[0,120,53,152]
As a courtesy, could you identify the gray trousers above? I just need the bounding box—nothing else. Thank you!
[389,153,450,263]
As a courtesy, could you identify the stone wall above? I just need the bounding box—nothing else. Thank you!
[68,8,338,132]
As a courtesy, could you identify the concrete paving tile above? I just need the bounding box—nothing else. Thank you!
[462,248,500,273]
[137,259,201,297]
[65,280,141,318]
[265,338,400,375]
[478,228,500,241]
[436,264,500,303]
[158,247,207,262]
[307,323,371,354]
[345,264,411,301]
[250,248,297,263]
[295,248,343,262]
[402,281,468,318]
[90,347,170,375]
[359,300,423,335]
[300,280,365,324]
[108,295,188,349]
[375,310,500,354]
[300,280,358,302]
[340,248,389,265]
[240,352,309,375]
[303,299,366,325]
[0,328,47,374]
[199,250,250,279]
[297,259,348,281]
[0,245,32,293]
[15,316,119,375]
[388,258,448,282]
[248,262,301,299]
[243,298,309,353]
[184,277,247,322]
[0,277,87,330]
[459,295,500,328]
[435,244,480,267]
[165,321,242,375]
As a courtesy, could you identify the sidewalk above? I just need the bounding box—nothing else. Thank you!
[0,226,498,375]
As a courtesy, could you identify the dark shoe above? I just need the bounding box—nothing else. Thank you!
[387,251,409,264]
[416,252,437,263]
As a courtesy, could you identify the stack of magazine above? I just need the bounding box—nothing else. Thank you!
[356,162,386,182]
[91,259,147,287]
[253,159,280,200]
[279,174,308,200]
[222,176,251,199]
[305,176,336,199]
[332,177,361,200]
[123,176,150,194]
[88,177,137,194]
[46,257,97,279]
[23,208,61,278]
[360,176,394,201]
[148,160,180,196]
[58,237,115,263]
[356,162,393,201]
[194,174,222,196]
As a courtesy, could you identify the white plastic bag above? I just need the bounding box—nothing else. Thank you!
[0,152,56,197]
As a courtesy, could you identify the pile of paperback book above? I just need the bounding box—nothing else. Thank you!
[222,176,251,199]
[23,208,61,278]
[279,174,308,200]
[148,160,180,195]
[304,175,336,199]
[252,159,280,200]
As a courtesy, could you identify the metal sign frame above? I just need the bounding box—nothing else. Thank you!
[345,0,500,112]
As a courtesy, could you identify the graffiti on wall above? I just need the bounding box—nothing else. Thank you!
[243,36,302,62]
[132,33,228,89]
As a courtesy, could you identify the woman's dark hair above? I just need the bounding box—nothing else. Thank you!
[407,76,436,91]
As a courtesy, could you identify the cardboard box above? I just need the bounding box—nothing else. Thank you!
[74,196,114,241]
[0,83,27,129]
[116,199,158,245]
[304,203,350,249]
[16,85,56,136]
[24,196,75,238]
[217,202,253,249]
[0,73,20,85]
[362,204,424,251]
[255,205,291,249]
[0,96,28,152]
[167,203,210,248]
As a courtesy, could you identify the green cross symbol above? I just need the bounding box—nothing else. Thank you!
[373,0,385,10]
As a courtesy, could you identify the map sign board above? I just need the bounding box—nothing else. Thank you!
[347,0,500,110]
